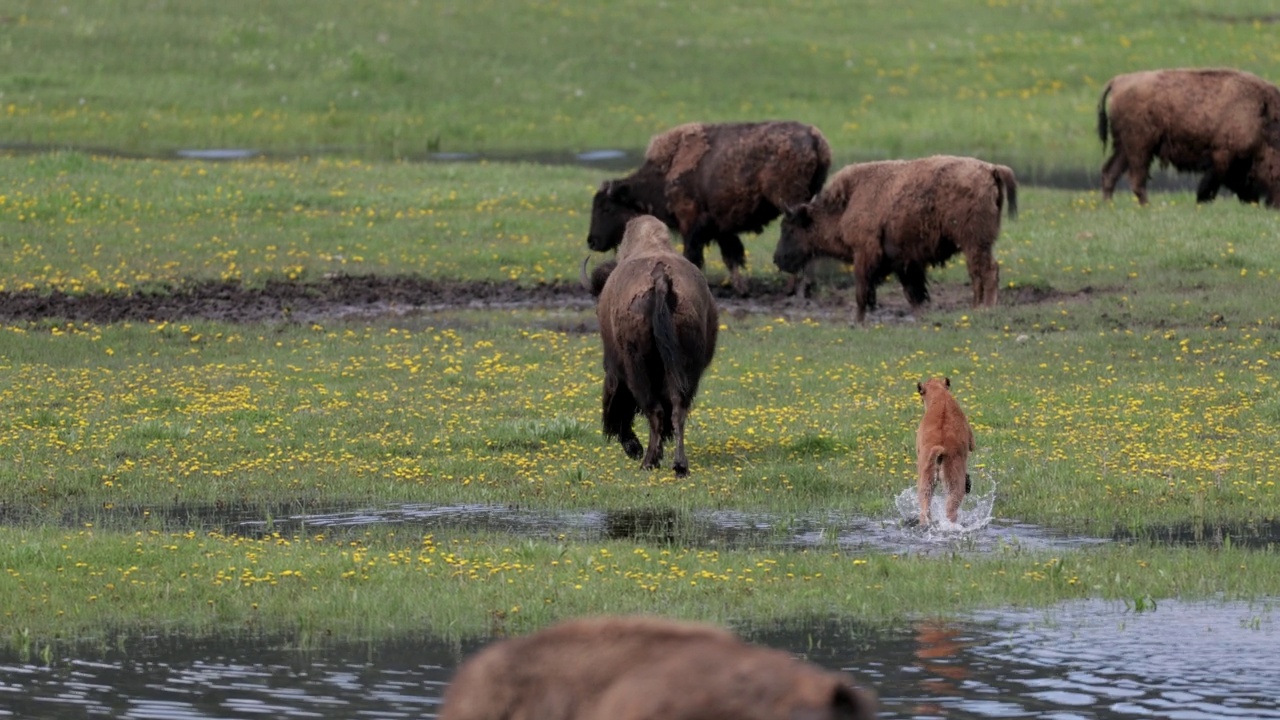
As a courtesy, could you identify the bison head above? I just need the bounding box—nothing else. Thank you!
[586,181,644,252]
[773,204,818,274]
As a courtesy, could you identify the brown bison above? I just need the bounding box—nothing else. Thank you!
[438,615,878,720]
[587,121,832,293]
[583,215,718,476]
[773,155,1017,323]
[1098,68,1280,206]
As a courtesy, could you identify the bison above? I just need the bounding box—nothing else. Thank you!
[438,615,878,720]
[587,121,832,294]
[773,155,1017,323]
[1097,68,1280,206]
[583,215,718,476]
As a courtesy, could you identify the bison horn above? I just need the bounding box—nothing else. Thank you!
[580,255,593,292]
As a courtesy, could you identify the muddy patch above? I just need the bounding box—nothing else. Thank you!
[0,274,1100,325]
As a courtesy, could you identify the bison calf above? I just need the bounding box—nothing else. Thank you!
[915,377,975,526]
[584,215,718,476]
[587,121,831,293]
[1098,67,1280,206]
[438,615,878,720]
[774,155,1016,323]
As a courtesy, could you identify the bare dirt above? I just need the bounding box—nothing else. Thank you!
[0,273,1093,325]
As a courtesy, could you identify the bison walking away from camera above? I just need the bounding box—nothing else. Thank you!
[438,615,878,720]
[774,155,1017,323]
[1098,68,1280,206]
[583,216,718,476]
[587,121,831,293]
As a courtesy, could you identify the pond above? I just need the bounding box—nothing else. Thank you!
[2,598,1275,718]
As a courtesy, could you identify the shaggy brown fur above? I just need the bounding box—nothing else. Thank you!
[438,615,878,720]
[588,216,718,476]
[1098,68,1280,206]
[587,121,831,293]
[915,377,975,526]
[773,155,1016,323]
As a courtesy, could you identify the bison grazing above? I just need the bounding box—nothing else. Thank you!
[587,121,831,293]
[774,155,1017,323]
[438,615,878,720]
[583,215,718,476]
[1098,68,1280,206]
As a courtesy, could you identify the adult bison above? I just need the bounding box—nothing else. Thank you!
[1097,68,1280,206]
[587,121,831,293]
[583,215,718,476]
[773,155,1017,324]
[438,615,878,720]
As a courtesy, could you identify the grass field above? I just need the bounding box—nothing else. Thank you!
[4,1,1280,170]
[2,0,1280,648]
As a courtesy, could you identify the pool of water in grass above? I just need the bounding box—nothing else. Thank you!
[2,598,1275,719]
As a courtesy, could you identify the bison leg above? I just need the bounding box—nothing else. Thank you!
[853,269,879,324]
[896,263,930,317]
[1196,172,1223,203]
[1122,149,1153,205]
[1100,151,1127,200]
[640,408,665,470]
[670,401,690,476]
[942,457,968,524]
[965,252,999,308]
[603,374,643,459]
[917,459,936,526]
[715,232,749,295]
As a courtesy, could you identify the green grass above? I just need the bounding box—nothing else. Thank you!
[4,0,1280,170]
[3,526,1276,646]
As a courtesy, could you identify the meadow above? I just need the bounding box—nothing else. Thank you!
[1,0,1279,648]
[3,1,1280,171]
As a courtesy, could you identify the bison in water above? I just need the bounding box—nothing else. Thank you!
[438,615,878,720]
[774,155,1017,323]
[583,215,718,476]
[1098,68,1280,206]
[587,121,831,293]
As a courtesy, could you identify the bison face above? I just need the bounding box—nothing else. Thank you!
[774,204,818,273]
[587,181,642,252]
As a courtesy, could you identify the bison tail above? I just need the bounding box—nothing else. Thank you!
[994,166,1018,220]
[649,265,689,398]
[1097,82,1112,149]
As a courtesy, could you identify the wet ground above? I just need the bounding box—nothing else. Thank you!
[0,272,1094,326]
[3,598,1275,719]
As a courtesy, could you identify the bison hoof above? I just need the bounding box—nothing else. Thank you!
[621,438,643,459]
[673,462,689,477]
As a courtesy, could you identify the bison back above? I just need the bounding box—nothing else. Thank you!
[1105,68,1278,169]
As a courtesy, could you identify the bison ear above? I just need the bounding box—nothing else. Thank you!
[944,377,951,388]
[917,382,925,396]
[786,203,814,228]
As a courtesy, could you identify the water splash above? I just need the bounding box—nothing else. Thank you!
[894,472,998,537]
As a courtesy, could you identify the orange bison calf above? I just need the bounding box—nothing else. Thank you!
[774,155,1016,323]
[583,216,718,476]
[915,377,976,526]
[1098,67,1280,206]
[438,615,878,720]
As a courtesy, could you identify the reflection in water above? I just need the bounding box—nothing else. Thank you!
[910,620,972,716]
[2,600,1275,719]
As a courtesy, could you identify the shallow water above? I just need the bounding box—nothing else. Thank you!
[2,599,1274,718]
[233,490,1105,557]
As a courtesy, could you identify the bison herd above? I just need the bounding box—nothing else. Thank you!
[580,65,1279,478]
[437,67,1279,719]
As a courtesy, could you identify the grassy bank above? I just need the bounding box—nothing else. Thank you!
[3,526,1276,647]
[3,1,1280,169]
